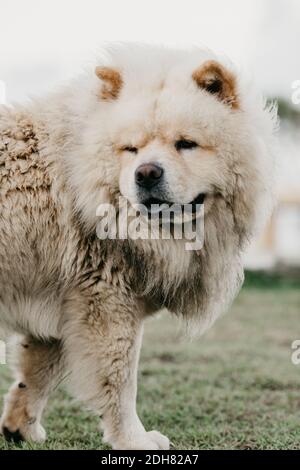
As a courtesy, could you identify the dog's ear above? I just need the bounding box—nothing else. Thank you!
[192,60,239,109]
[95,66,123,100]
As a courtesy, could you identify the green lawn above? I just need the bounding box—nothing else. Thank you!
[1,280,300,450]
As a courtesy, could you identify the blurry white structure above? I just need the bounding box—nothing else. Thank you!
[244,199,300,270]
[275,202,300,265]
[244,128,300,269]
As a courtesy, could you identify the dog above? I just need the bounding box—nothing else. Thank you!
[0,44,276,449]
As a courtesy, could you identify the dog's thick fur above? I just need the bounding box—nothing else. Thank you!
[0,44,276,449]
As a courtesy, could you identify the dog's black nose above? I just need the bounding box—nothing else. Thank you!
[135,163,164,189]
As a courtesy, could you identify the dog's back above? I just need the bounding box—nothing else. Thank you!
[0,107,78,337]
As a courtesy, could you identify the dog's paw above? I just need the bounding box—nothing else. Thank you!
[0,384,47,445]
[146,430,170,449]
[0,418,46,444]
[112,430,170,450]
[23,422,47,443]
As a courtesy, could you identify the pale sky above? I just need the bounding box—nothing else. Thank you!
[0,0,299,103]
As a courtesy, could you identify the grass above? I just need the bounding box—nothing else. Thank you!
[0,276,300,450]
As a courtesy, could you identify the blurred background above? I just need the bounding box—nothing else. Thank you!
[1,0,299,273]
[0,0,299,450]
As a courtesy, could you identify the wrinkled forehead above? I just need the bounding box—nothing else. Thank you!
[108,84,231,146]
[95,48,238,144]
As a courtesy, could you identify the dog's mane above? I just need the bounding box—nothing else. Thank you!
[126,201,244,336]
[89,194,244,337]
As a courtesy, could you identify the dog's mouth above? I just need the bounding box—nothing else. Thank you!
[141,193,206,214]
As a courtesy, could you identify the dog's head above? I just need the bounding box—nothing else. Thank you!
[69,44,276,247]
[109,58,239,214]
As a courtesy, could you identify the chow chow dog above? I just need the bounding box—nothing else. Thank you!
[0,44,276,449]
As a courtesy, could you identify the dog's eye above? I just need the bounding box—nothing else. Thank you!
[175,139,198,151]
[123,146,138,153]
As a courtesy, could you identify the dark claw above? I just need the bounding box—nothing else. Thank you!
[2,426,24,444]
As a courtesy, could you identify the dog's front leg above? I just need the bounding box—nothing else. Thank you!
[63,285,169,450]
[0,336,63,443]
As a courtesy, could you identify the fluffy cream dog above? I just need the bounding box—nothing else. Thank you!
[0,44,276,449]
